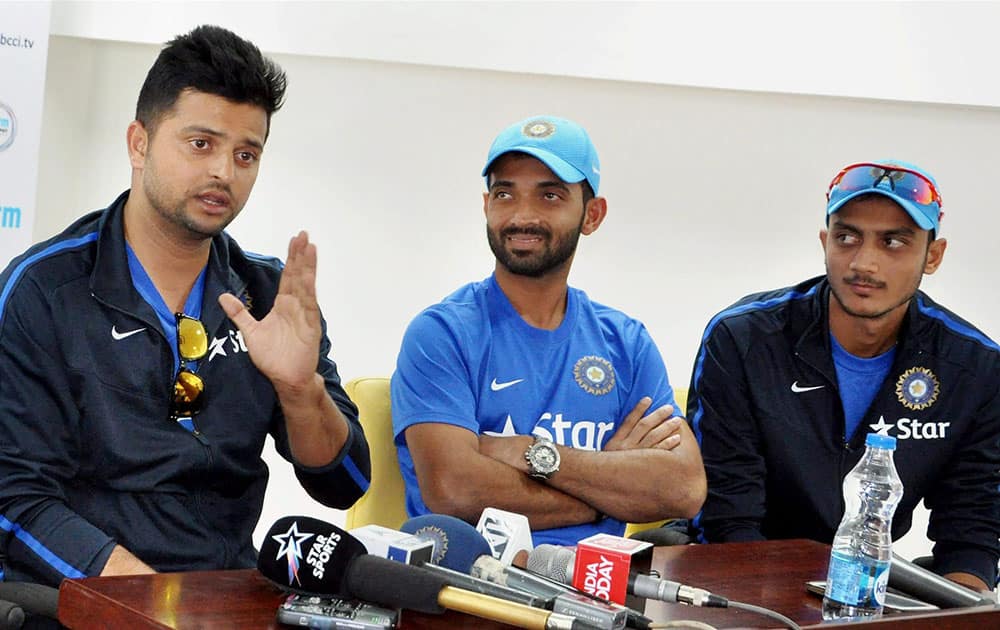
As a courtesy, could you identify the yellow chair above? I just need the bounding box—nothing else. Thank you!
[623,386,688,538]
[343,377,409,530]
[342,377,689,538]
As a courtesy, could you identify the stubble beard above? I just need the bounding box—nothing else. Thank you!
[487,223,582,278]
[143,166,235,240]
[826,253,927,320]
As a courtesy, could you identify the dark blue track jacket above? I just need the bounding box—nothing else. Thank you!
[689,276,1000,587]
[0,192,371,586]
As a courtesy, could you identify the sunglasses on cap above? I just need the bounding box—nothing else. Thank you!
[827,162,943,208]
[171,313,208,420]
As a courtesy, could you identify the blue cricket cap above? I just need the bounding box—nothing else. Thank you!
[482,115,601,195]
[826,159,942,233]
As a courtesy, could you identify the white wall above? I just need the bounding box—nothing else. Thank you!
[31,2,1000,565]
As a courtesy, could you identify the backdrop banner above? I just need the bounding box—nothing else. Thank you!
[1,1,52,268]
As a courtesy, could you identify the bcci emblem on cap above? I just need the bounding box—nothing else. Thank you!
[895,367,939,411]
[522,119,556,138]
[574,355,615,396]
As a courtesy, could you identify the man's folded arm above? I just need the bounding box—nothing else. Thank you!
[405,422,599,529]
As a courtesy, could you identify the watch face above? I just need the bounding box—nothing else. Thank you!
[534,447,557,469]
[528,441,560,477]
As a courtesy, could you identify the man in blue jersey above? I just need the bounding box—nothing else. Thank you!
[688,161,999,592]
[391,115,705,546]
[0,26,369,589]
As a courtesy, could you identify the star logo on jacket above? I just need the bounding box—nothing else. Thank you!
[573,355,615,396]
[208,330,249,361]
[271,521,314,586]
[895,367,939,411]
[870,416,894,435]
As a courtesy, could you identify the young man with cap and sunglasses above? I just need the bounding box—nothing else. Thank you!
[687,161,999,591]
[0,26,370,587]
[391,116,705,545]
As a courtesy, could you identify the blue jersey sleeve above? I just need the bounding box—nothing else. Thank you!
[391,308,481,442]
[619,321,678,424]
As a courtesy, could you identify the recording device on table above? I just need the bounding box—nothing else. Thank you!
[276,593,398,630]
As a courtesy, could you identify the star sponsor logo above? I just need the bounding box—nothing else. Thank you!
[481,412,614,450]
[868,415,951,440]
[208,330,248,361]
[573,356,615,396]
[271,521,314,586]
[895,367,939,411]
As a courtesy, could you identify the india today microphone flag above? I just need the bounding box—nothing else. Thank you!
[574,534,653,608]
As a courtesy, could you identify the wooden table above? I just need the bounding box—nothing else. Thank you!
[57,539,998,629]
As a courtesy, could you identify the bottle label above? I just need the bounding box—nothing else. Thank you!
[825,550,890,607]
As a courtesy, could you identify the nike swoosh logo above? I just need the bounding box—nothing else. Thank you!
[791,381,824,393]
[111,325,146,341]
[490,378,524,392]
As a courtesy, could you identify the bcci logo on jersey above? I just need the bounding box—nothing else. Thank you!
[895,367,939,411]
[574,355,615,396]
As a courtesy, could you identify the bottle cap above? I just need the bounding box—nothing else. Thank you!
[865,433,897,450]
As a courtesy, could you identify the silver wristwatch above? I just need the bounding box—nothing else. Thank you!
[524,436,560,480]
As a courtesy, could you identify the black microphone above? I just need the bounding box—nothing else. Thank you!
[528,544,728,608]
[0,600,24,630]
[888,554,996,609]
[256,517,584,629]
[257,515,369,594]
[0,582,59,620]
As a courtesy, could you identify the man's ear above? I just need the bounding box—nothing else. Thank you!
[924,237,947,275]
[581,197,608,236]
[126,120,148,169]
[818,228,829,255]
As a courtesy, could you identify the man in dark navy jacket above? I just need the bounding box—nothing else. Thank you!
[689,160,999,592]
[0,26,370,587]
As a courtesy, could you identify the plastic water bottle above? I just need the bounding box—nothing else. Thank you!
[822,433,904,620]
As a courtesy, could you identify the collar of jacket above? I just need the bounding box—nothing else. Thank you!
[88,190,250,338]
[792,275,928,385]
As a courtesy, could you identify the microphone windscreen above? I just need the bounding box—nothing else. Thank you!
[346,554,447,614]
[257,515,368,595]
[527,544,576,584]
[400,514,491,571]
